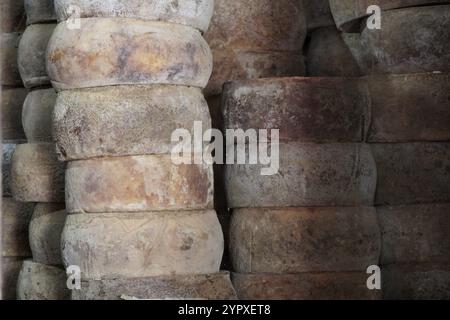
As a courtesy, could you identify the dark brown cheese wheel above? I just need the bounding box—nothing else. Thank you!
[47,18,212,90]
[53,85,211,161]
[29,204,66,266]
[232,272,382,300]
[306,27,362,77]
[350,6,450,74]
[54,0,213,32]
[24,0,56,25]
[330,0,450,31]
[223,77,367,142]
[372,143,450,205]
[22,88,57,143]
[378,204,450,265]
[17,260,70,300]
[366,73,450,142]
[18,23,56,88]
[230,207,380,273]
[66,155,213,213]
[11,143,66,203]
[225,142,377,208]
[62,211,223,280]
[382,263,450,300]
[72,272,237,300]
[1,88,27,142]
[2,198,34,257]
[0,0,26,33]
[1,33,23,86]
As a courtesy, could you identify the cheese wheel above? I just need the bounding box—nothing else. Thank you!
[1,33,23,86]
[66,155,213,213]
[53,85,211,161]
[204,49,305,97]
[349,6,450,74]
[62,211,223,279]
[225,142,377,208]
[306,27,362,77]
[232,272,382,300]
[11,143,66,203]
[17,260,70,300]
[72,272,237,300]
[372,143,450,205]
[29,204,66,266]
[330,0,450,31]
[230,207,380,273]
[47,18,212,90]
[383,263,450,300]
[22,89,57,143]
[223,77,367,142]
[1,88,27,142]
[2,198,34,257]
[18,23,56,88]
[204,0,306,52]
[366,73,450,142]
[24,0,56,25]
[54,0,213,32]
[378,204,450,265]
[3,144,18,197]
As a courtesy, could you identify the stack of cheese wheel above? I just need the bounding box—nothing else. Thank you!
[10,0,69,300]
[1,0,32,300]
[331,0,450,299]
[223,77,381,300]
[47,0,236,300]
[304,0,362,77]
[203,0,308,271]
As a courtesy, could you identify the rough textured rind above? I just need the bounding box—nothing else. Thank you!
[378,204,450,265]
[54,0,213,32]
[62,211,223,280]
[383,263,450,300]
[351,6,450,74]
[204,0,306,52]
[54,85,211,161]
[223,77,367,142]
[366,73,450,142]
[47,18,212,90]
[1,257,26,300]
[0,0,26,33]
[18,23,56,88]
[230,207,380,273]
[306,27,362,77]
[2,88,27,142]
[72,272,237,300]
[304,0,335,30]
[2,198,34,257]
[204,49,305,97]
[24,0,56,25]
[232,273,382,300]
[22,88,57,143]
[1,33,23,86]
[17,260,70,300]
[330,0,450,31]
[29,204,66,266]
[11,143,66,203]
[203,0,307,96]
[66,155,213,213]
[372,143,450,205]
[225,143,377,208]
[3,144,18,197]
